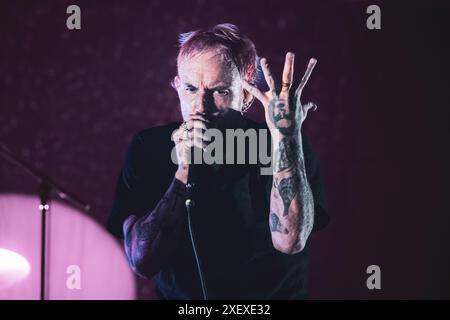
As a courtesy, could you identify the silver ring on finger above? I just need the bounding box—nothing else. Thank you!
[180,122,190,131]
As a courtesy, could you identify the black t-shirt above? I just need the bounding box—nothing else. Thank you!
[107,119,329,299]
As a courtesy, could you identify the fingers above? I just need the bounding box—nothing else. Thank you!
[173,121,211,151]
[294,57,317,102]
[173,122,209,165]
[185,119,208,131]
[281,52,295,95]
[174,132,208,156]
[302,102,318,117]
[185,114,209,130]
[260,58,277,97]
[187,114,210,122]
[186,134,208,150]
[242,80,267,104]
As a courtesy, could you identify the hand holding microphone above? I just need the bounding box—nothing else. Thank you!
[173,113,211,185]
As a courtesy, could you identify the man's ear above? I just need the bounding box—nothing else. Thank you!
[171,75,180,90]
[243,87,255,107]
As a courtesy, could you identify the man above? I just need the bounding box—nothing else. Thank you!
[107,23,328,299]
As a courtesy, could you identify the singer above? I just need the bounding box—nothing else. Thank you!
[107,23,329,299]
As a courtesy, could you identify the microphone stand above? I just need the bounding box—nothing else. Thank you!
[0,143,90,300]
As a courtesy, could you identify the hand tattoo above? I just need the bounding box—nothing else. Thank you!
[269,99,295,136]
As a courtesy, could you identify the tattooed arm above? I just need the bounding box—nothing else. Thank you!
[123,177,187,278]
[269,135,314,254]
[243,53,318,254]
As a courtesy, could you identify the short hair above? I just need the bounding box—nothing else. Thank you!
[176,23,258,85]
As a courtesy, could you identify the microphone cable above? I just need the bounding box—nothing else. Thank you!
[185,181,209,300]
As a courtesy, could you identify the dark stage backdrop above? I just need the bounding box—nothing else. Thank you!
[1,0,449,299]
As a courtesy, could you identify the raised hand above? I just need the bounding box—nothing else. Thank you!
[242,52,317,143]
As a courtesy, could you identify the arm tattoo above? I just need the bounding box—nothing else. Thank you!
[136,219,158,251]
[268,58,318,252]
[270,138,314,249]
[296,173,314,247]
[124,178,187,277]
[270,212,288,234]
[274,136,297,172]
[274,175,299,216]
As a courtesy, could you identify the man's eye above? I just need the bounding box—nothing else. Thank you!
[215,90,229,96]
[185,87,197,93]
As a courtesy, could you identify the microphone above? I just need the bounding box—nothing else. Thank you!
[185,147,202,209]
[185,163,197,209]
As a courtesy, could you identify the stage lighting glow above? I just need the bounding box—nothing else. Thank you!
[0,248,31,290]
[0,193,137,299]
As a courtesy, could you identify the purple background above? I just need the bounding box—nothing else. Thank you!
[1,0,449,299]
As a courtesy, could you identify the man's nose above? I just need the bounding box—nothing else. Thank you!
[193,92,207,114]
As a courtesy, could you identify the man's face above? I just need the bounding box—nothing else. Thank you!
[175,50,246,123]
